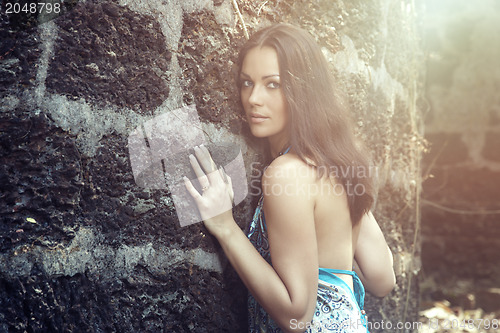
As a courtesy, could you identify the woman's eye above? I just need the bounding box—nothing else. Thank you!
[241,80,253,87]
[267,81,280,89]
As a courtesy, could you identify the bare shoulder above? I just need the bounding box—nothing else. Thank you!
[261,154,320,205]
[263,153,316,184]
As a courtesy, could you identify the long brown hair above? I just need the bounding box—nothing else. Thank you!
[238,24,374,225]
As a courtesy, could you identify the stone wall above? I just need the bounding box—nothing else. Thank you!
[0,0,424,331]
[420,0,500,313]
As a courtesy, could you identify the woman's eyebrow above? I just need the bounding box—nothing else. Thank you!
[240,72,280,79]
[262,74,280,79]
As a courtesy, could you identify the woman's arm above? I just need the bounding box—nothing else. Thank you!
[353,211,396,297]
[184,147,318,332]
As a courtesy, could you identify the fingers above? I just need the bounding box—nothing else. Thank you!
[194,145,217,173]
[219,167,234,205]
[218,167,227,184]
[188,146,232,199]
[226,170,234,202]
[183,176,202,200]
[194,145,223,185]
[189,154,210,189]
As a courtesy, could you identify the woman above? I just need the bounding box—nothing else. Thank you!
[183,24,395,332]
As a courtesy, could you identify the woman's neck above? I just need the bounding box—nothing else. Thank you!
[268,135,290,158]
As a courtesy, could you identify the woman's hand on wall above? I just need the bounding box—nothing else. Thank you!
[183,145,235,236]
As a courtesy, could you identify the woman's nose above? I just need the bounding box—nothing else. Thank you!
[248,85,263,106]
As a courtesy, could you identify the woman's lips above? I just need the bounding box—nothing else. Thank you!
[249,113,268,124]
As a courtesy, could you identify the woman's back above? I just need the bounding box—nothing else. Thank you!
[265,152,360,291]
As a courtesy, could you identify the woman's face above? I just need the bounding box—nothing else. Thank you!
[240,46,289,147]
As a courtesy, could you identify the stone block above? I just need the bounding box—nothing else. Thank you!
[47,2,171,113]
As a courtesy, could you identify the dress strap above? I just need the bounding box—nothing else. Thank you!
[280,146,291,155]
[325,268,356,276]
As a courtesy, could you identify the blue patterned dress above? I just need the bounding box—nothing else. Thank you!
[247,194,369,333]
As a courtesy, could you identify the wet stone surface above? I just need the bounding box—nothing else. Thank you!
[0,263,247,332]
[0,111,82,253]
[0,8,40,100]
[47,1,171,113]
[179,10,246,133]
